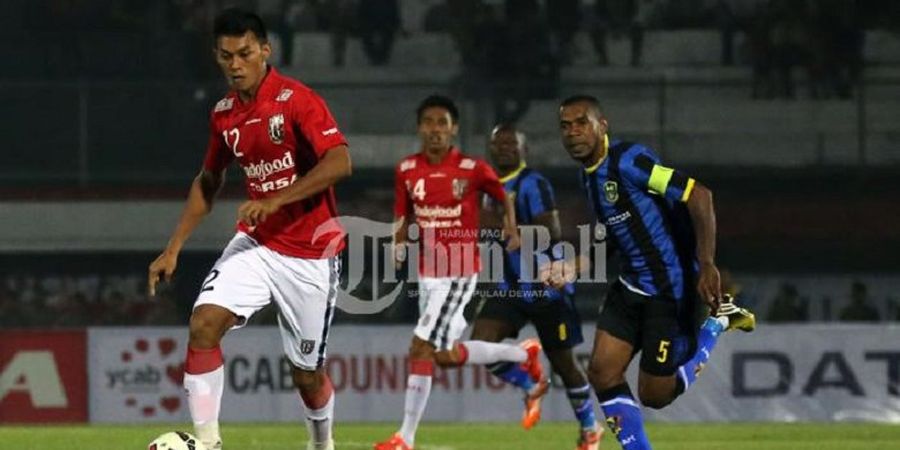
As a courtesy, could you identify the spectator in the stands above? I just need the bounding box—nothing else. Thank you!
[321,0,358,67]
[491,0,557,123]
[591,0,653,67]
[358,0,403,66]
[766,282,809,323]
[839,281,881,322]
[547,0,581,66]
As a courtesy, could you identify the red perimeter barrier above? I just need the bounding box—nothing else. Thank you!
[0,330,87,423]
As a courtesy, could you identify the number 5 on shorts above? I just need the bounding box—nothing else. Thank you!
[656,339,670,363]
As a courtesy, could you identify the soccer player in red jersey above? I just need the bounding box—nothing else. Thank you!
[374,96,544,450]
[147,9,349,450]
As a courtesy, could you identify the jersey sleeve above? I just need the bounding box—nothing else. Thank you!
[622,147,696,203]
[202,114,233,172]
[476,160,507,202]
[291,89,348,157]
[394,164,410,219]
[523,175,557,218]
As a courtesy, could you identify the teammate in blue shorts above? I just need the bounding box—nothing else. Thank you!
[547,95,756,450]
[474,123,602,450]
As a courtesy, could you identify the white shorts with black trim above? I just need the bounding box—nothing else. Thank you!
[413,274,478,351]
[194,232,340,370]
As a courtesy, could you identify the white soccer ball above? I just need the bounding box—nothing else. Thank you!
[147,431,207,450]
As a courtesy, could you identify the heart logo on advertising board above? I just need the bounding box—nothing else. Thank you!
[160,397,181,413]
[158,338,177,357]
[166,363,185,386]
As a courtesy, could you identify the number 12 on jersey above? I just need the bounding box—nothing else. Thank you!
[223,128,243,157]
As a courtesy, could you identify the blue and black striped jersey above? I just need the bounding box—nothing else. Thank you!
[488,164,574,302]
[581,139,699,301]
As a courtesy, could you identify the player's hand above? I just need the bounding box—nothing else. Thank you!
[697,261,722,312]
[238,198,281,227]
[503,226,521,252]
[148,250,178,297]
[393,243,407,269]
[540,259,577,290]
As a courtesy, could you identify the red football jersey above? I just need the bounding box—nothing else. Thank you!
[203,67,347,258]
[394,147,506,278]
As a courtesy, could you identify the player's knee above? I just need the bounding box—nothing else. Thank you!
[587,363,624,392]
[469,323,505,342]
[188,306,237,348]
[637,392,672,410]
[552,360,587,387]
[433,350,460,368]
[409,338,436,361]
[188,313,222,348]
[544,351,578,384]
[637,384,674,410]
[291,368,321,392]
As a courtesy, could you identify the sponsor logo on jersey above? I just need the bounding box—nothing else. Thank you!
[249,174,298,193]
[452,179,468,200]
[459,158,476,170]
[244,118,261,125]
[399,159,417,172]
[214,98,234,112]
[242,150,295,181]
[603,181,619,203]
[414,204,462,218]
[268,113,285,144]
[606,211,631,226]
[276,88,294,102]
[417,218,463,229]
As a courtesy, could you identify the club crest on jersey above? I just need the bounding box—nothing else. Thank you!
[603,181,619,203]
[268,113,285,144]
[300,339,316,355]
[452,179,468,200]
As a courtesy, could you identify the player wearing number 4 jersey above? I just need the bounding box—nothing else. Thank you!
[374,96,543,450]
[147,9,349,450]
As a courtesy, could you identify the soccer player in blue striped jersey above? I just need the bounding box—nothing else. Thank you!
[475,124,602,450]
[548,95,756,450]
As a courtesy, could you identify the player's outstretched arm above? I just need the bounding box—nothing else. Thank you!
[686,181,722,310]
[532,210,562,243]
[500,194,521,251]
[149,169,225,296]
[238,145,351,226]
[392,215,409,269]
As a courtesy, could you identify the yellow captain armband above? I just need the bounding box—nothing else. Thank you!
[648,164,696,202]
[648,165,674,195]
[681,178,696,202]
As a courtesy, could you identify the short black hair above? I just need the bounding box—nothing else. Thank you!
[560,94,604,117]
[417,95,459,124]
[213,8,268,43]
[490,122,527,148]
[491,122,519,135]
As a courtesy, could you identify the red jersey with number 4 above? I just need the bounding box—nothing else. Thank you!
[394,148,506,277]
[203,67,347,258]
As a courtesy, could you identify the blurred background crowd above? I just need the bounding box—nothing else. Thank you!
[1,0,898,328]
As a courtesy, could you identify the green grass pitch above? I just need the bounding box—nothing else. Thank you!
[2,422,899,449]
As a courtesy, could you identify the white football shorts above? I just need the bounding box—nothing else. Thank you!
[413,274,478,351]
[194,232,340,370]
